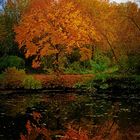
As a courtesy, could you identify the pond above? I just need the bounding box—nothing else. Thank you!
[0,92,140,140]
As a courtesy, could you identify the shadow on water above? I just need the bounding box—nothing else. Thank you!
[0,92,140,140]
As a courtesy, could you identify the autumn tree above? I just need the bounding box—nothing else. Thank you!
[14,0,99,70]
[117,2,140,54]
[77,0,119,63]
[78,0,140,66]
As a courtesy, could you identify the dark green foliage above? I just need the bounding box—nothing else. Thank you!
[85,75,140,94]
[74,66,118,91]
[118,53,140,74]
[127,53,140,74]
[41,56,56,71]
[67,49,81,64]
[0,11,20,57]
[64,62,92,74]
[0,55,25,72]
[64,62,86,74]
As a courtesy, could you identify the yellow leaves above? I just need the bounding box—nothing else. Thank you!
[39,46,58,57]
[80,47,92,61]
[66,2,74,9]
[66,46,73,54]
[127,2,139,17]
[47,13,55,21]
[47,49,59,56]
[67,40,76,47]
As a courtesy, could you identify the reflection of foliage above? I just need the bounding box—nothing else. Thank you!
[20,111,51,140]
[0,94,44,116]
[60,127,89,140]
[30,95,112,132]
[1,93,140,140]
[17,95,114,140]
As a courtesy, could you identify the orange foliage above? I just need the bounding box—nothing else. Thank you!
[14,0,99,68]
[32,111,42,122]
[20,111,51,140]
[25,120,32,135]
[19,108,140,140]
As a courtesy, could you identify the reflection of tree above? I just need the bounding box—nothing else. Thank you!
[1,94,140,140]
[20,110,51,140]
[15,107,140,140]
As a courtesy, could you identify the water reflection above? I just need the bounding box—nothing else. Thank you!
[0,93,140,140]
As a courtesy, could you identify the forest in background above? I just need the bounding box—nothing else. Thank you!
[0,0,140,90]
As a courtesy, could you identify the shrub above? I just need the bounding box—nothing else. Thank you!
[0,67,26,89]
[22,75,42,89]
[0,55,25,72]
[127,53,140,74]
[118,53,140,74]
[90,52,111,73]
[65,51,115,74]
[0,68,42,89]
[64,61,90,74]
[77,66,118,91]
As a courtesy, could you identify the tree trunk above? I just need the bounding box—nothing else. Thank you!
[91,45,96,60]
[129,17,140,32]
[102,33,119,64]
[55,52,59,72]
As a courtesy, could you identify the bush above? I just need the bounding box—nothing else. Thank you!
[64,61,90,74]
[22,75,42,89]
[0,55,25,72]
[0,67,26,89]
[127,53,140,74]
[66,51,118,90]
[90,52,111,73]
[118,53,140,74]
[0,67,42,89]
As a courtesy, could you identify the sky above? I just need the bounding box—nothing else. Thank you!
[0,0,138,4]
[111,0,132,2]
[110,0,140,6]
[0,0,140,9]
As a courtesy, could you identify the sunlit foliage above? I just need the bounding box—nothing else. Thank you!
[78,0,140,66]
[15,0,99,69]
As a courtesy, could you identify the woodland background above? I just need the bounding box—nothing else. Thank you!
[0,0,140,89]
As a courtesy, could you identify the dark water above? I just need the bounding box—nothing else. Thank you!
[0,92,140,140]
